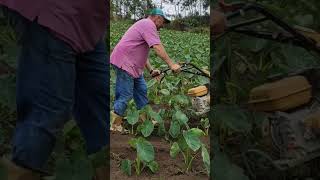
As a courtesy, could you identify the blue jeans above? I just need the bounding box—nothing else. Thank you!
[113,66,148,116]
[3,8,109,171]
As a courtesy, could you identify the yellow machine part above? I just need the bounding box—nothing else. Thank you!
[248,76,312,111]
[187,85,208,97]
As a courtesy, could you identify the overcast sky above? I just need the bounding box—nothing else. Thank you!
[152,0,209,19]
[152,0,175,17]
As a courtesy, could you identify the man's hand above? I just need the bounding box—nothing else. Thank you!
[150,69,161,77]
[170,63,181,73]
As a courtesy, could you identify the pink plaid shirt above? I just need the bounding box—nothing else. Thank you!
[110,18,161,78]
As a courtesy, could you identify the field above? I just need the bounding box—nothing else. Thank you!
[110,20,210,179]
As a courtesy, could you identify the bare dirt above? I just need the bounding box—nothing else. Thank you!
[110,132,210,180]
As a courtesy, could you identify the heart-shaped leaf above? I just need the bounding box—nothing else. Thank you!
[140,120,154,137]
[183,129,201,152]
[173,110,188,126]
[160,89,170,95]
[147,161,159,173]
[136,138,155,163]
[169,120,181,138]
[170,142,181,158]
[201,144,210,175]
[127,110,139,125]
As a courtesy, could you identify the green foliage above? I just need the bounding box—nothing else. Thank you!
[111,20,209,177]
[122,137,159,176]
[170,128,210,174]
[110,20,209,111]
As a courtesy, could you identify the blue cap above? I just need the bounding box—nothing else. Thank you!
[150,8,170,23]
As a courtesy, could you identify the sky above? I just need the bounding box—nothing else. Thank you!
[152,0,210,19]
[152,0,176,18]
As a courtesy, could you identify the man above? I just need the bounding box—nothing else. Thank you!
[110,8,181,132]
[0,1,109,179]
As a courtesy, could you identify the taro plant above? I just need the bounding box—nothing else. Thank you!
[168,108,210,174]
[200,117,210,136]
[121,137,159,176]
[170,128,210,174]
[126,105,165,137]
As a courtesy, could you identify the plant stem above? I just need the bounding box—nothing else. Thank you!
[136,157,141,175]
[187,155,196,172]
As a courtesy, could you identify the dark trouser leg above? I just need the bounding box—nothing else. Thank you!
[113,67,134,116]
[73,39,109,154]
[12,20,76,171]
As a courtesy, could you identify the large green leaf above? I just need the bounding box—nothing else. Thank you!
[140,120,154,137]
[147,161,159,173]
[201,144,210,175]
[127,110,139,125]
[173,95,190,106]
[177,136,189,152]
[121,159,132,176]
[157,121,167,136]
[128,138,139,149]
[183,130,201,152]
[169,120,181,138]
[148,109,163,123]
[147,79,157,88]
[160,89,170,96]
[170,142,181,158]
[173,110,188,126]
[189,128,205,137]
[136,138,155,163]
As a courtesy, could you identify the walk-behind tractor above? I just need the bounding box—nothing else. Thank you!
[155,62,211,117]
[213,1,320,179]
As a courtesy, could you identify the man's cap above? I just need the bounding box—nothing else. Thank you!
[150,8,170,23]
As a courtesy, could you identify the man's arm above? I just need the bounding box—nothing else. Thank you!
[145,59,153,73]
[152,44,175,68]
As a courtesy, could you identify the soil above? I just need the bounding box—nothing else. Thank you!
[110,132,210,180]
